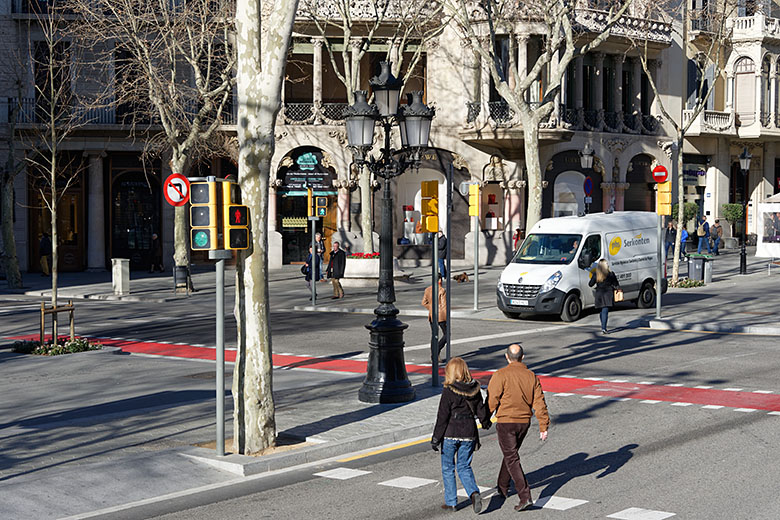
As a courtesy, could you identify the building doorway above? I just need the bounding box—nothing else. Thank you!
[29,182,85,273]
[110,170,161,270]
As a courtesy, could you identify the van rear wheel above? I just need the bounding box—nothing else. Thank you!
[637,282,656,308]
[560,293,582,322]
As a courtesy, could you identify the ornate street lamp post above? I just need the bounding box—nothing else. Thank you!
[344,62,435,403]
[739,147,752,275]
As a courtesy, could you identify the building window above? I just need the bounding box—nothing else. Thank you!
[734,56,755,126]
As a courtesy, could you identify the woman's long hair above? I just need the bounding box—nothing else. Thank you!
[444,357,472,386]
[595,259,611,283]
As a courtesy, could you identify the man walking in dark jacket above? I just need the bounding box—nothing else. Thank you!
[487,344,549,512]
[326,241,346,299]
[437,231,447,279]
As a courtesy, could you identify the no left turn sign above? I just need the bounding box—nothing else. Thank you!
[164,173,191,207]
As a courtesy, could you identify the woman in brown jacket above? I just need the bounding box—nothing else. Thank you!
[422,273,448,362]
[432,357,492,513]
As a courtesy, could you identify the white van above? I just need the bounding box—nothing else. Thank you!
[496,211,666,321]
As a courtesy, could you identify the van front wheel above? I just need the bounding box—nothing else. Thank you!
[637,282,656,308]
[560,293,582,322]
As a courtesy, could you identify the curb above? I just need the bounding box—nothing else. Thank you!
[647,319,780,336]
[22,290,178,303]
[290,305,479,317]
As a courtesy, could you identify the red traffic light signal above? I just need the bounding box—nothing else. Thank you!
[228,205,249,226]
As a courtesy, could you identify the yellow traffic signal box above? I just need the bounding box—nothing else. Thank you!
[421,180,438,217]
[657,180,672,216]
[468,184,480,217]
[221,181,250,250]
[190,181,218,250]
[316,196,328,217]
[307,187,314,217]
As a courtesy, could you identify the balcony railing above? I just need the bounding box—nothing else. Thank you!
[574,8,673,45]
[683,108,736,135]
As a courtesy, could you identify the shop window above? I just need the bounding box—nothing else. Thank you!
[482,183,503,230]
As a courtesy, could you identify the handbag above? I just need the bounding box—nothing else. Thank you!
[613,289,624,302]
[300,264,308,275]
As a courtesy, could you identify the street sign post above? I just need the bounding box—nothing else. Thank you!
[651,165,670,321]
[164,173,191,207]
[583,177,593,213]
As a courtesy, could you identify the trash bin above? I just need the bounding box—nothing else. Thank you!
[689,256,704,281]
[703,256,713,283]
[112,258,130,295]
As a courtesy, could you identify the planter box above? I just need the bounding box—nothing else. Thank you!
[341,257,409,288]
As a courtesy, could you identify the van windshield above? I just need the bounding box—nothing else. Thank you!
[513,234,583,264]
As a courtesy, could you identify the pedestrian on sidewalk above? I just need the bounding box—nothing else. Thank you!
[711,219,723,255]
[303,246,319,298]
[664,221,676,259]
[513,228,523,252]
[588,259,620,334]
[487,343,549,512]
[39,230,52,276]
[422,273,448,362]
[438,230,448,279]
[149,233,164,273]
[314,232,326,282]
[697,215,712,254]
[431,357,492,514]
[680,227,689,259]
[326,241,346,299]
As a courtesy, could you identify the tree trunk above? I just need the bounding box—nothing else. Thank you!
[170,155,191,285]
[1,174,22,289]
[522,119,543,231]
[232,0,298,454]
[360,166,373,252]
[49,156,59,344]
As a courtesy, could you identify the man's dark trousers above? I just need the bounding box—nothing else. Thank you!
[496,422,532,504]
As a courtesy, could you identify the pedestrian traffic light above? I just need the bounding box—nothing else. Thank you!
[468,183,480,217]
[307,187,314,217]
[316,196,328,217]
[657,180,672,216]
[222,181,250,250]
[190,181,218,250]
[421,180,438,216]
[423,215,439,233]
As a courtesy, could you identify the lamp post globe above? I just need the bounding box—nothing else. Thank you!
[344,62,435,403]
[739,147,752,275]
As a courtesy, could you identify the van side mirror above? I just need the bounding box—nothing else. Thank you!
[579,251,592,269]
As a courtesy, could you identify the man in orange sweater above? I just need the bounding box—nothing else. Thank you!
[487,343,549,512]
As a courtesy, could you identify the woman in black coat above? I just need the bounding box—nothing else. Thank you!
[431,357,491,513]
[589,259,620,334]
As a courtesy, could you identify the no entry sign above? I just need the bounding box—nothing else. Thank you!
[652,165,669,183]
[164,173,191,207]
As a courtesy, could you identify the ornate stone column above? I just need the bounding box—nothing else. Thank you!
[86,152,105,271]
[615,182,629,211]
[337,181,351,231]
[479,38,492,125]
[594,52,605,129]
[575,55,584,122]
[601,182,615,212]
[350,37,363,92]
[312,37,324,124]
[269,179,280,232]
[632,57,641,114]
[551,49,561,125]
[517,34,529,91]
[756,66,764,126]
[771,59,778,128]
[726,73,734,111]
[647,59,658,115]
[614,55,624,128]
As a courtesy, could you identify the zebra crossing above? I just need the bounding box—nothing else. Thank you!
[312,466,675,518]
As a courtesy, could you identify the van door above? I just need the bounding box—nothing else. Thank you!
[578,234,602,307]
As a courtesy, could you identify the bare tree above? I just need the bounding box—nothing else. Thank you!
[300,0,446,252]
[21,4,101,339]
[65,0,238,287]
[232,0,299,453]
[631,0,734,283]
[1,82,24,289]
[450,0,632,231]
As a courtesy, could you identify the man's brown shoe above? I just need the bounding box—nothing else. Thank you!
[514,500,533,512]
[440,504,456,512]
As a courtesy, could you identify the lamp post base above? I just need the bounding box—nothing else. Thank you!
[739,245,747,275]
[358,308,415,404]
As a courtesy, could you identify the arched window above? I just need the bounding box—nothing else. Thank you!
[734,56,755,126]
[553,171,586,217]
[761,56,771,126]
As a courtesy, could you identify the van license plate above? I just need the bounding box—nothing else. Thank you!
[510,299,529,306]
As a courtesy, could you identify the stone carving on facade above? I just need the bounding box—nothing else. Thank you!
[271,178,284,190]
[601,136,636,155]
[279,156,294,168]
[451,152,469,172]
[276,130,288,141]
[657,140,675,160]
[328,129,348,146]
[500,179,526,190]
[321,150,334,170]
[483,155,506,182]
[611,157,620,183]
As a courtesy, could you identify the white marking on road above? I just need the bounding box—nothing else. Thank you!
[378,476,436,489]
[768,411,780,415]
[313,468,371,480]
[610,379,629,383]
[559,375,575,378]
[670,402,693,407]
[734,408,757,413]
[723,388,743,391]
[664,383,684,387]
[640,400,661,404]
[583,377,602,381]
[554,393,574,397]
[694,386,713,389]
[753,390,773,394]
[581,395,602,399]
[534,495,589,510]
[702,405,724,409]
[637,381,654,385]
[457,485,491,497]
[536,373,550,376]
[400,325,569,353]
[607,507,675,520]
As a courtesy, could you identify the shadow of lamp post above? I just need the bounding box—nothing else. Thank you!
[343,61,435,403]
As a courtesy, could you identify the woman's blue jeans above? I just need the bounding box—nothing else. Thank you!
[441,438,479,506]
[600,307,609,331]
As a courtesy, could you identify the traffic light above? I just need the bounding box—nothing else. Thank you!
[421,180,439,232]
[190,181,218,250]
[468,183,480,217]
[657,180,672,216]
[307,187,314,217]
[222,181,250,250]
[316,196,328,217]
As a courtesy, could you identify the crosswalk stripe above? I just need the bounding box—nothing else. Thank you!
[378,476,436,489]
[313,467,371,480]
[456,485,492,497]
[702,405,724,409]
[607,507,676,519]
[535,495,589,510]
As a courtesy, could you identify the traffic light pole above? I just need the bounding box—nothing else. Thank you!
[209,248,232,456]
[431,233,439,387]
[445,164,452,361]
[310,216,319,305]
[656,214,663,319]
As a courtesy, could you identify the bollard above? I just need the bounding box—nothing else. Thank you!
[111,258,130,295]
